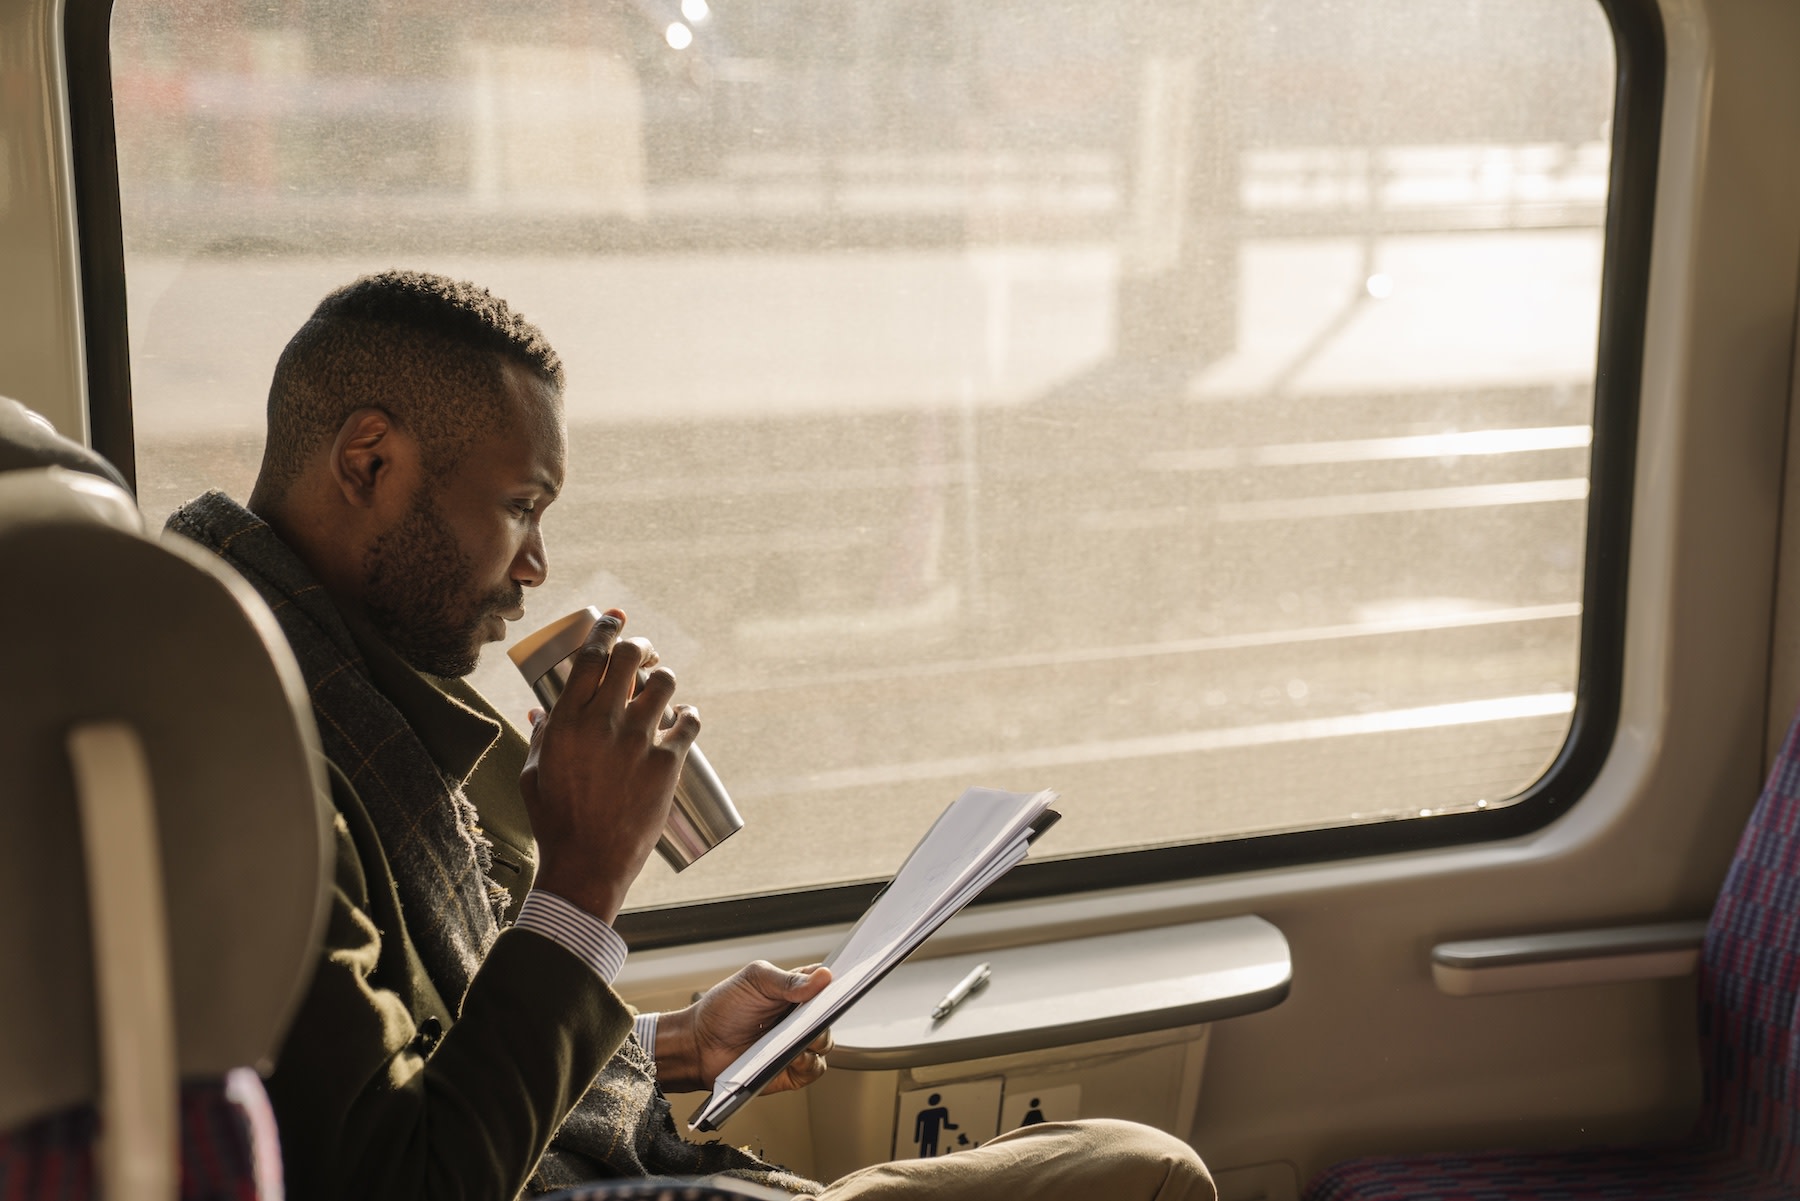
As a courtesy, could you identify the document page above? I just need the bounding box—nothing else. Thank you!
[690,786,1059,1131]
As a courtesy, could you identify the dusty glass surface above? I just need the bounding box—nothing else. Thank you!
[113,0,1616,907]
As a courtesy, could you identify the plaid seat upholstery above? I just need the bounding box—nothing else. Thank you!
[1305,710,1800,1200]
[0,1069,282,1201]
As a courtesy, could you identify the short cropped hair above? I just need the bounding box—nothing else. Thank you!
[257,270,563,501]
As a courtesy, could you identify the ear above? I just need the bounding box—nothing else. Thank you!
[328,408,416,509]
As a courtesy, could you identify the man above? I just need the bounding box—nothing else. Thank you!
[168,269,1214,1200]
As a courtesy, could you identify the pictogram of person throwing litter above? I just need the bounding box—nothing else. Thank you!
[913,1094,959,1157]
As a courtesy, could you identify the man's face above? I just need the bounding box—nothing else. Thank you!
[362,364,566,677]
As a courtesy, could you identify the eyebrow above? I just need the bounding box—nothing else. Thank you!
[529,472,562,500]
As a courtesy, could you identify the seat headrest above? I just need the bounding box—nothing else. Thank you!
[0,467,330,1130]
[0,396,130,492]
[0,465,143,538]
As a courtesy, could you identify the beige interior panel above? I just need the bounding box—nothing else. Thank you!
[0,0,88,439]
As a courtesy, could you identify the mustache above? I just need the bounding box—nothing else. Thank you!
[483,585,525,616]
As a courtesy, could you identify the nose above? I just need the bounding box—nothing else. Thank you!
[513,522,548,589]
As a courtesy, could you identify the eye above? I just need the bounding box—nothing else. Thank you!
[510,500,536,518]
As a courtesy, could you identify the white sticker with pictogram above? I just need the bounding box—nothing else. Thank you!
[892,1079,1002,1160]
[1000,1083,1082,1132]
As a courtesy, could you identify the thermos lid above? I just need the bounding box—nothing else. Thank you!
[506,606,604,683]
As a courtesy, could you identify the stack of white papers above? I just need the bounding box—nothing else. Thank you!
[690,786,1060,1132]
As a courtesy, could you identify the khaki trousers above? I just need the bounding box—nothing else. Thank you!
[814,1119,1216,1201]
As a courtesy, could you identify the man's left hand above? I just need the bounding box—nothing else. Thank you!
[653,961,833,1094]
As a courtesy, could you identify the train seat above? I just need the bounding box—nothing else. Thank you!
[1303,708,1800,1200]
[0,396,332,1199]
[0,396,129,489]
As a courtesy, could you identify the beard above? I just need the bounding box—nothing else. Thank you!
[362,487,521,678]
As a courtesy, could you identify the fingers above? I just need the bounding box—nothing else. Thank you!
[593,631,651,714]
[624,663,678,734]
[550,616,681,737]
[763,1034,831,1094]
[560,610,624,705]
[658,703,702,753]
[778,1046,829,1092]
[691,961,836,1097]
[621,637,658,677]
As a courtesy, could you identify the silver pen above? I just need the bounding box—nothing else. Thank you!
[930,961,992,1022]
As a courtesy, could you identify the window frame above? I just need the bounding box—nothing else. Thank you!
[65,0,1665,950]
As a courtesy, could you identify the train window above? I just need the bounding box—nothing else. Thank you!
[100,0,1642,931]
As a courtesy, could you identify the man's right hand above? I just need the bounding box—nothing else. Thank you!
[519,609,699,924]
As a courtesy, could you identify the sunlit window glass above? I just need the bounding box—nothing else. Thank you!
[113,0,1616,908]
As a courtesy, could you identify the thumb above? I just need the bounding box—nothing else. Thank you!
[520,709,547,779]
[522,708,548,761]
[786,964,832,1001]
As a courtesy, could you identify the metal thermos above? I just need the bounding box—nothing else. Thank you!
[507,606,744,871]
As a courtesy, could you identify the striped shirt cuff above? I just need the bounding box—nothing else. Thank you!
[634,1011,659,1054]
[514,890,628,985]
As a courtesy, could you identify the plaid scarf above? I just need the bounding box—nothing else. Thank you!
[167,492,819,1197]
